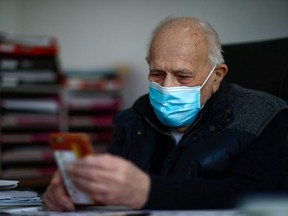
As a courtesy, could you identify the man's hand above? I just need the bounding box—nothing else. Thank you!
[66,154,150,209]
[42,170,75,211]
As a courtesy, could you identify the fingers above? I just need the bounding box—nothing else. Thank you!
[43,154,150,210]
[66,154,129,194]
[66,154,150,208]
[42,171,75,211]
[82,154,130,169]
[66,157,127,195]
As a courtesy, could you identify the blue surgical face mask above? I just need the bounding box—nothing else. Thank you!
[149,65,216,128]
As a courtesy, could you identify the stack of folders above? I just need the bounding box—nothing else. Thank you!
[0,180,42,208]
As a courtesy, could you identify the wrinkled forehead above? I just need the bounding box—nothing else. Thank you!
[152,19,207,44]
[148,25,209,68]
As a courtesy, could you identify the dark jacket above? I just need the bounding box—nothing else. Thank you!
[108,80,288,209]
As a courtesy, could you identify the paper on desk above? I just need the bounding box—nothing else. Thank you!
[0,180,19,190]
[0,190,42,206]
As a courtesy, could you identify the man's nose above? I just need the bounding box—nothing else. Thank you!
[162,75,178,87]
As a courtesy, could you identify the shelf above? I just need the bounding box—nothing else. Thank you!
[0,32,125,192]
[0,33,62,192]
[1,84,62,94]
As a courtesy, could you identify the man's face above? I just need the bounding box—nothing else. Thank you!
[147,27,216,106]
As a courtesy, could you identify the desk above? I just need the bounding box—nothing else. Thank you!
[0,207,243,216]
[2,195,288,216]
[0,189,242,215]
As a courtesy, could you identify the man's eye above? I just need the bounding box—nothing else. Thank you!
[149,71,165,81]
[178,75,188,79]
[177,75,192,80]
[176,75,195,84]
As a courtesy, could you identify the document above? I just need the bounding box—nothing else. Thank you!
[0,190,42,206]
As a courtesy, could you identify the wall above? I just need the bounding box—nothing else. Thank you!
[0,0,23,33]
[1,0,288,108]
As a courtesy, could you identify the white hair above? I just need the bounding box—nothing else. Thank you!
[197,19,225,65]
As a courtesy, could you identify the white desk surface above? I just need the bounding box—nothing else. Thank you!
[0,206,244,216]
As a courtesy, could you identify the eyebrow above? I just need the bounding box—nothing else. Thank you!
[149,67,194,74]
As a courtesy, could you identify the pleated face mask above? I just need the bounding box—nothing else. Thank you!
[149,65,216,128]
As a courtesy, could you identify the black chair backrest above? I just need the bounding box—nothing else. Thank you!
[222,38,288,102]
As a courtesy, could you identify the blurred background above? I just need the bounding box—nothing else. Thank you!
[1,0,288,108]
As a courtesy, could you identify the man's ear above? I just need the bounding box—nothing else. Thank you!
[212,64,228,93]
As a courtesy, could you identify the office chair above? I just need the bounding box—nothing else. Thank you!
[222,37,288,102]
[222,38,288,190]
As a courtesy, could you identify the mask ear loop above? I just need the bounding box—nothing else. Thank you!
[200,65,217,89]
[199,65,217,109]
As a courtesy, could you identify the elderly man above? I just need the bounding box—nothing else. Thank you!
[43,17,288,210]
